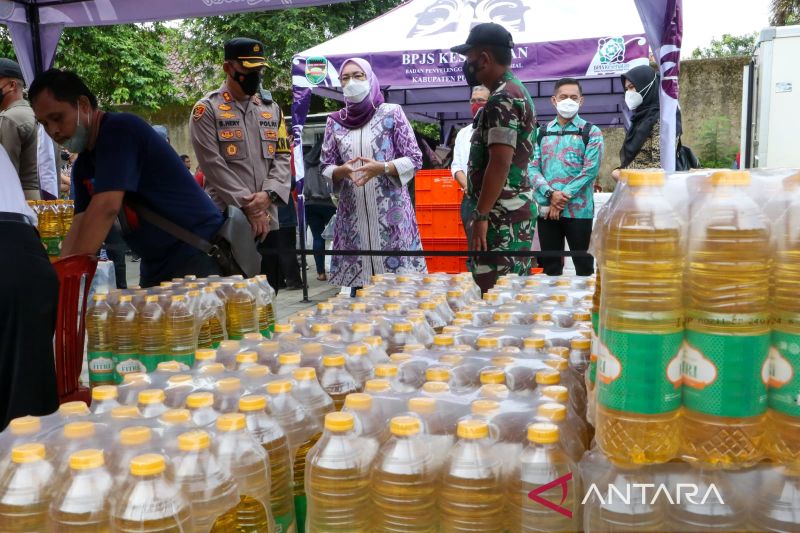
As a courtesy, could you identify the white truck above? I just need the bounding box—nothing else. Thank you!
[741,24,800,168]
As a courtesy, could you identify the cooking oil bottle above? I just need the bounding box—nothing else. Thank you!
[750,466,800,532]
[139,294,166,372]
[112,295,142,383]
[111,426,156,482]
[255,275,276,334]
[320,354,359,410]
[292,368,335,428]
[371,416,438,532]
[215,413,275,532]
[767,172,800,467]
[0,443,54,529]
[227,282,258,340]
[110,453,193,531]
[438,420,504,533]
[305,412,373,533]
[186,391,218,427]
[240,395,296,533]
[214,377,243,414]
[137,389,168,419]
[505,423,579,533]
[201,286,226,348]
[596,169,683,466]
[86,293,115,386]
[90,385,121,415]
[683,170,771,467]
[342,393,388,445]
[38,201,60,260]
[587,270,601,428]
[165,294,196,368]
[49,449,113,530]
[173,430,240,532]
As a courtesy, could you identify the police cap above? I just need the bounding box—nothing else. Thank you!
[224,38,267,68]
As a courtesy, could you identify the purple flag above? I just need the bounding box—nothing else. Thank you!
[633,0,683,171]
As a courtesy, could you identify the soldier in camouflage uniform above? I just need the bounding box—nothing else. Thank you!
[451,23,537,293]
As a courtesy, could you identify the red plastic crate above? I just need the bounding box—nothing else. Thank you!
[422,237,469,274]
[416,204,466,240]
[415,169,463,205]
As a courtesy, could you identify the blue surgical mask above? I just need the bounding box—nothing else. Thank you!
[63,108,89,153]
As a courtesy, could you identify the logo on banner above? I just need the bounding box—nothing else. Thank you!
[598,36,625,64]
[305,57,329,85]
[586,36,648,76]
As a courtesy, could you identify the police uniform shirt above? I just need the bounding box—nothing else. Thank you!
[0,99,39,195]
[190,82,291,230]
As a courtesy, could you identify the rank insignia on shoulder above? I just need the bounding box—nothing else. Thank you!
[219,112,236,119]
[192,104,206,121]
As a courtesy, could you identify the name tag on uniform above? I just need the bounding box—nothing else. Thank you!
[217,119,241,129]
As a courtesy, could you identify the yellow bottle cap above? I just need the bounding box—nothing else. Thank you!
[491,356,515,367]
[439,354,463,365]
[59,401,90,416]
[532,312,552,322]
[119,295,133,303]
[363,336,383,347]
[233,282,248,289]
[167,374,193,387]
[416,290,433,298]
[186,392,214,409]
[385,289,401,298]
[278,352,301,365]
[528,422,560,444]
[419,301,437,311]
[239,394,268,412]
[545,359,569,372]
[195,349,217,361]
[92,385,118,401]
[480,384,509,399]
[483,293,499,302]
[347,343,368,357]
[493,312,513,322]
[455,311,473,320]
[170,294,185,303]
[350,304,368,313]
[122,372,148,384]
[325,412,355,432]
[550,294,568,303]
[408,396,436,414]
[312,323,334,334]
[217,413,246,432]
[156,361,181,373]
[8,416,41,436]
[323,354,346,367]
[433,334,455,347]
[12,443,46,464]
[130,453,166,476]
[425,367,451,382]
[392,321,412,333]
[236,351,258,364]
[452,319,471,327]
[145,295,159,303]
[403,344,426,353]
[538,403,567,422]
[199,362,225,375]
[69,449,104,470]
[422,382,450,394]
[138,389,166,405]
[219,340,241,351]
[571,338,591,350]
[243,333,263,342]
[64,421,95,439]
[111,406,140,419]
[390,353,412,363]
[523,337,546,349]
[364,379,391,393]
[120,426,152,446]
[620,168,666,186]
[548,347,570,360]
[267,380,293,395]
[572,311,591,322]
[178,430,211,451]
[344,393,372,410]
[541,385,569,403]
[317,302,334,312]
[442,326,462,336]
[447,290,463,298]
[160,409,191,425]
[92,294,107,302]
[216,377,241,392]
[374,364,398,378]
[471,399,500,415]
[258,340,280,353]
[293,367,317,381]
[516,293,535,303]
[536,370,561,385]
[480,369,505,385]
[476,336,500,349]
[390,416,421,436]
[274,323,294,333]
[457,419,489,439]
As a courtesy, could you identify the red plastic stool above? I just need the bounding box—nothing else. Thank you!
[53,255,98,405]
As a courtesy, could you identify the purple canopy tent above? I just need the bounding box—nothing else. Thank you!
[0,0,358,83]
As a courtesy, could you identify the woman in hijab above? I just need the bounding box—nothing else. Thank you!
[612,65,661,180]
[321,58,425,290]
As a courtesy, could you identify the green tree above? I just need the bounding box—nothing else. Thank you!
[771,0,800,25]
[697,115,738,168]
[178,0,404,107]
[691,33,757,59]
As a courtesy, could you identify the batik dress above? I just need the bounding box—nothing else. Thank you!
[321,103,426,287]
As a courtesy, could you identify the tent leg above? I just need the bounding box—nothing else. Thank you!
[26,4,44,75]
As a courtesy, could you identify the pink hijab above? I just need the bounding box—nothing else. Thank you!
[330,58,385,130]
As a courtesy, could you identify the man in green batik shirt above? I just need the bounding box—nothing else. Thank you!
[451,23,537,293]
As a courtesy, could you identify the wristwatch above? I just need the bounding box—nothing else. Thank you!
[383,162,390,175]
[544,188,554,200]
[470,208,490,222]
[266,190,280,203]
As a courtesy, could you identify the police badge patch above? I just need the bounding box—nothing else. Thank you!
[192,104,206,121]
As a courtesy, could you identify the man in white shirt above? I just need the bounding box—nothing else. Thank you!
[450,85,489,245]
[0,144,60,429]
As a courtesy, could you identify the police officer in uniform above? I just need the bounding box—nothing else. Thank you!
[0,58,40,200]
[190,38,291,292]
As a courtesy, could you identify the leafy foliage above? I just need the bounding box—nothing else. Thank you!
[696,116,738,168]
[771,0,800,25]
[691,33,757,59]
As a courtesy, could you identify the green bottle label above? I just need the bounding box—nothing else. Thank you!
[212,341,222,349]
[87,351,114,383]
[274,511,296,533]
[589,312,599,385]
[294,495,307,533]
[113,354,145,383]
[769,329,800,417]
[682,330,770,417]
[597,328,683,414]
[41,236,61,256]
[260,328,272,338]
[138,353,163,373]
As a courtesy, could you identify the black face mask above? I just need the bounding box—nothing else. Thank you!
[463,58,482,87]
[233,69,262,96]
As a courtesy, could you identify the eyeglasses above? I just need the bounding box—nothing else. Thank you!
[341,72,367,83]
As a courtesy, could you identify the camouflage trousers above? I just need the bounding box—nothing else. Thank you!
[470,216,536,293]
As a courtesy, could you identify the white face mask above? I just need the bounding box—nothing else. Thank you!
[556,99,580,119]
[343,79,370,103]
[625,90,643,111]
